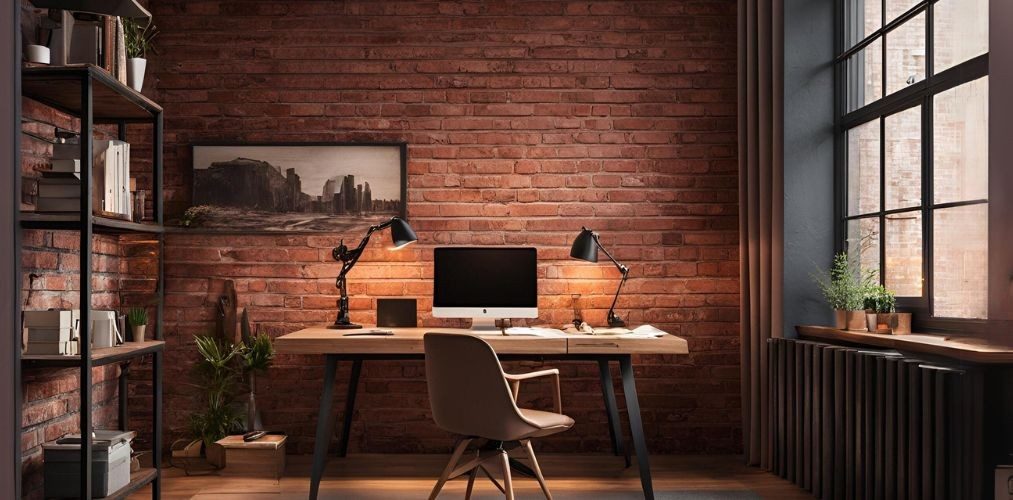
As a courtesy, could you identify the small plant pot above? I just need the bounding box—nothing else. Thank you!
[845,310,867,331]
[884,312,912,335]
[131,325,146,343]
[867,313,892,334]
[834,309,847,329]
[127,57,147,92]
[26,45,50,64]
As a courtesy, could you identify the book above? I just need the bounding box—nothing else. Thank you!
[25,340,79,356]
[26,328,76,343]
[51,158,80,173]
[23,310,76,329]
[38,183,80,198]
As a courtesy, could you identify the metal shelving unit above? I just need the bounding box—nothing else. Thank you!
[19,65,164,499]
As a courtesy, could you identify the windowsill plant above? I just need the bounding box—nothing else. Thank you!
[814,252,877,331]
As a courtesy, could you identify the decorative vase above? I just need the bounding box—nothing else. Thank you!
[26,45,50,64]
[845,310,867,331]
[127,57,147,92]
[132,324,146,343]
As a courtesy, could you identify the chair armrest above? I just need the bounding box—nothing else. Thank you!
[503,369,562,414]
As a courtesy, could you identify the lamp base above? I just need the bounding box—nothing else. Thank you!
[607,315,626,328]
[327,322,362,330]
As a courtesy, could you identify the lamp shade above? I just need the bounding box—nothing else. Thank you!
[390,217,418,249]
[569,228,598,263]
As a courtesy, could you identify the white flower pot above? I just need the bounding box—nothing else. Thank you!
[127,57,147,92]
[26,45,50,64]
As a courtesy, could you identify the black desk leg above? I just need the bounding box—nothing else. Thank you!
[598,359,630,466]
[310,355,339,500]
[619,355,654,500]
[338,359,362,458]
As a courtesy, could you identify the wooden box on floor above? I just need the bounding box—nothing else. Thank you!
[215,435,286,479]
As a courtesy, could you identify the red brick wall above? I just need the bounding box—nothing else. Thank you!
[150,0,740,455]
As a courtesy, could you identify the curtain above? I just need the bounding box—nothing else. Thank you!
[738,0,783,468]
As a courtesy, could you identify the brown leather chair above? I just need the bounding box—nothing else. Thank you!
[424,332,574,499]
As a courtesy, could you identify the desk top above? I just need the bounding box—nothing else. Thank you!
[275,327,689,356]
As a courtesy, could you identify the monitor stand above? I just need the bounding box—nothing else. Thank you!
[468,318,501,332]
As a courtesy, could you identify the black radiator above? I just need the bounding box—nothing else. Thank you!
[767,338,984,499]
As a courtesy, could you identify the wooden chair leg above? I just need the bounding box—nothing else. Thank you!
[465,467,478,500]
[522,440,552,499]
[428,438,472,500]
[500,450,515,500]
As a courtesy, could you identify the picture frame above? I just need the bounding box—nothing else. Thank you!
[187,142,408,233]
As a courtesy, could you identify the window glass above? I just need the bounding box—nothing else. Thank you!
[933,204,988,318]
[887,0,919,23]
[847,39,883,112]
[847,217,881,279]
[847,0,882,48]
[847,119,881,216]
[884,106,921,210]
[934,0,988,73]
[885,211,922,296]
[885,13,926,96]
[934,77,988,204]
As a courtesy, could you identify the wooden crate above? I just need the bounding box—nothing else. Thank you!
[216,435,286,479]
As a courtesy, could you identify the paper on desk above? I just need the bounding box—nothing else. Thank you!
[630,325,667,337]
[503,327,567,337]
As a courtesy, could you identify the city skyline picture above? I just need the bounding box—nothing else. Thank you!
[190,143,406,232]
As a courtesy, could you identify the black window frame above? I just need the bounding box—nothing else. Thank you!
[834,0,990,333]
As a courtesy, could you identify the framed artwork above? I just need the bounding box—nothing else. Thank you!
[188,143,407,232]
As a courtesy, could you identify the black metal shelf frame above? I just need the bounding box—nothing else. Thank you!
[19,67,164,500]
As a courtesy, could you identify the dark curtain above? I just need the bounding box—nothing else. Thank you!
[738,0,783,468]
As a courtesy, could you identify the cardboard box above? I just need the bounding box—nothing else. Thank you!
[216,434,287,479]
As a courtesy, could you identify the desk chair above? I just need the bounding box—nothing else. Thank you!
[424,332,574,499]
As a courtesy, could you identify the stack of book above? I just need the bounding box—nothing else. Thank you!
[23,310,79,355]
[36,159,82,213]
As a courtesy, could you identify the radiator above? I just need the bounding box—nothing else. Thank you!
[767,338,984,499]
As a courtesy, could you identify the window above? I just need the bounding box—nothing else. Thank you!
[837,0,989,328]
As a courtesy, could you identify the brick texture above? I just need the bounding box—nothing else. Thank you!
[149,0,740,455]
[20,0,741,480]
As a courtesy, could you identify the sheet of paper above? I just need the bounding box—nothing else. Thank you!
[504,327,567,337]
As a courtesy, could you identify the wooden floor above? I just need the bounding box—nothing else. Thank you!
[130,453,811,499]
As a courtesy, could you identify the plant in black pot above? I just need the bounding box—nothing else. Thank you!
[239,308,274,432]
[187,335,244,468]
[813,252,876,331]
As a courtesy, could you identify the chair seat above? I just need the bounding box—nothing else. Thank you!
[518,408,575,438]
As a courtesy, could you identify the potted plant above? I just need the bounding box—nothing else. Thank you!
[189,334,244,468]
[128,307,147,342]
[122,18,158,92]
[864,285,912,335]
[239,309,274,432]
[814,252,875,331]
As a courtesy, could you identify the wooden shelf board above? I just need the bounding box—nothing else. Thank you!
[20,212,163,234]
[104,467,157,500]
[796,325,1013,364]
[22,65,161,122]
[22,341,165,368]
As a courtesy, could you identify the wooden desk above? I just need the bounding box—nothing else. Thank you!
[276,327,688,500]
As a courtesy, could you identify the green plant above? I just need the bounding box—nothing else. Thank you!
[813,252,877,311]
[123,18,159,59]
[864,284,896,313]
[181,205,216,228]
[127,307,148,327]
[190,335,244,447]
[242,333,274,374]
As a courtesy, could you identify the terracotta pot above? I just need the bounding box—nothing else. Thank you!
[867,313,892,334]
[845,310,867,331]
[834,309,848,329]
[884,312,912,335]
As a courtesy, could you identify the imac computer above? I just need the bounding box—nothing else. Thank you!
[432,247,538,330]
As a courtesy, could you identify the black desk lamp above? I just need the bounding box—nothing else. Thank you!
[329,216,417,330]
[569,227,629,328]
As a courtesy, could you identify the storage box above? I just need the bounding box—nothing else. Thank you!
[44,430,133,498]
[216,434,287,479]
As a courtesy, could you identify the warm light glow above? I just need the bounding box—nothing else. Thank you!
[391,240,416,251]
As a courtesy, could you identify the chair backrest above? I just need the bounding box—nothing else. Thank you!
[424,333,533,441]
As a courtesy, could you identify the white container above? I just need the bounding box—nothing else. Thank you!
[26,44,50,64]
[127,57,146,92]
[43,430,133,498]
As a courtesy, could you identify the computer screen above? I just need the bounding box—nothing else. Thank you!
[432,247,537,312]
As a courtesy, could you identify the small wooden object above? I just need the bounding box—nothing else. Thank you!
[216,434,286,479]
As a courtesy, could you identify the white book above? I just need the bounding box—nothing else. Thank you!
[25,340,79,356]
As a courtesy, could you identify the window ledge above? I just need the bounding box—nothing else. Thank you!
[795,325,1013,364]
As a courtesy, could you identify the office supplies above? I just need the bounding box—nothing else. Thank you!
[504,326,567,337]
[329,217,418,330]
[377,298,417,327]
[432,247,538,330]
[275,326,688,500]
[569,227,630,328]
[341,329,394,336]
